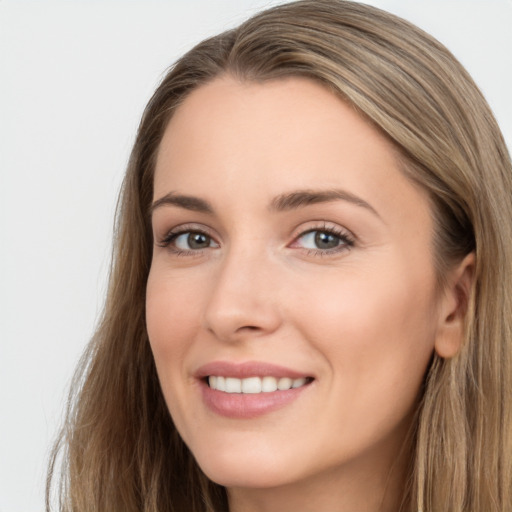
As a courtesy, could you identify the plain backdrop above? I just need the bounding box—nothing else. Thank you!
[1,1,511,510]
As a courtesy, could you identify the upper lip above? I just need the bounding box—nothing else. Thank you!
[194,361,312,380]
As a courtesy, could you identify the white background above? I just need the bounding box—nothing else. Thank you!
[1,1,511,510]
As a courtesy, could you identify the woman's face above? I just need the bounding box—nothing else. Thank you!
[146,76,456,495]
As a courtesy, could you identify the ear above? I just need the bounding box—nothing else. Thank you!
[434,252,475,359]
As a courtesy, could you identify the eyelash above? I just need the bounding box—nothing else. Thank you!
[292,223,355,256]
[157,224,216,257]
[157,223,355,257]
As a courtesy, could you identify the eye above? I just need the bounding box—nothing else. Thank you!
[174,231,215,250]
[291,226,354,254]
[299,230,342,250]
[158,227,219,254]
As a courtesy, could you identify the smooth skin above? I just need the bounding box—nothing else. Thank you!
[146,76,473,512]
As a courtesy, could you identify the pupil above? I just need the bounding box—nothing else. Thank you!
[188,233,209,249]
[315,231,339,249]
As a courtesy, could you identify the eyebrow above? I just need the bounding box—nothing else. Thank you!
[151,188,380,219]
[151,192,214,215]
[269,189,381,218]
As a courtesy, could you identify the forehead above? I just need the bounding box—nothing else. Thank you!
[155,76,395,174]
[154,75,431,228]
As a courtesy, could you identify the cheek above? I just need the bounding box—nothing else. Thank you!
[145,267,202,372]
[295,260,438,401]
[145,267,207,442]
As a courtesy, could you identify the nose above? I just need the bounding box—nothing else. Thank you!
[203,247,282,343]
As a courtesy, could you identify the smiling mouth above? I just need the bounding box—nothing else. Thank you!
[207,376,313,394]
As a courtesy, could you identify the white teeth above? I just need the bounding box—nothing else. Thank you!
[292,377,307,388]
[262,376,278,392]
[225,377,242,393]
[241,376,262,394]
[208,376,309,393]
[277,377,292,390]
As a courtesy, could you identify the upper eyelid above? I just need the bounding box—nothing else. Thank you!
[159,223,216,237]
[290,221,355,240]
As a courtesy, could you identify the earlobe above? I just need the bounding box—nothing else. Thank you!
[434,252,475,359]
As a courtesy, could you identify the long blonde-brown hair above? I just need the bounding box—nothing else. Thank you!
[47,1,512,511]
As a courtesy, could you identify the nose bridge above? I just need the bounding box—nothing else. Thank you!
[203,240,281,341]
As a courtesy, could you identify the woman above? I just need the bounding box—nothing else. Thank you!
[47,1,512,511]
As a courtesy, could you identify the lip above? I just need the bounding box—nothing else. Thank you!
[195,361,313,419]
[194,360,311,380]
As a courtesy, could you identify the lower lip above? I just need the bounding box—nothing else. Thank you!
[200,380,311,419]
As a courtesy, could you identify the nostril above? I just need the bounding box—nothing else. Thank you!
[235,325,261,333]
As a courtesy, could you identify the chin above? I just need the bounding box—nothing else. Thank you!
[204,470,297,491]
[194,445,303,489]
